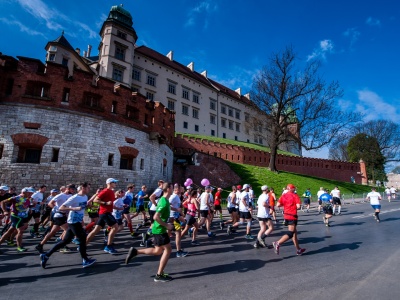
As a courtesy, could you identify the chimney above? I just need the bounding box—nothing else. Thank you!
[166,50,173,61]
[75,48,80,55]
[87,45,92,57]
[235,88,241,95]
[83,51,87,57]
[244,93,250,100]
[187,62,194,71]
[201,70,207,78]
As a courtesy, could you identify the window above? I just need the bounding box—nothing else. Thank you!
[235,110,240,119]
[126,105,139,120]
[144,114,149,126]
[17,147,41,164]
[51,148,59,162]
[182,104,189,116]
[25,81,51,98]
[83,92,101,108]
[229,120,234,130]
[112,67,124,82]
[62,88,70,102]
[132,69,141,81]
[192,108,199,119]
[223,133,226,138]
[115,46,125,60]
[167,100,175,111]
[117,30,127,39]
[49,54,55,61]
[235,136,238,141]
[194,125,199,132]
[111,101,117,114]
[168,83,176,94]
[228,108,233,117]
[211,130,215,136]
[210,114,216,124]
[5,78,14,95]
[120,155,134,170]
[131,86,139,93]
[245,113,249,122]
[108,154,114,166]
[221,105,226,114]
[221,118,226,128]
[236,123,240,132]
[183,121,188,129]
[0,144,3,159]
[62,58,68,66]
[147,74,156,86]
[210,99,216,110]
[193,93,199,104]
[182,88,189,100]
[140,158,144,170]
[146,91,154,101]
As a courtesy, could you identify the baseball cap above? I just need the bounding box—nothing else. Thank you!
[50,189,59,193]
[67,184,76,189]
[0,185,9,191]
[236,185,242,190]
[106,178,118,184]
[205,185,212,190]
[186,186,192,190]
[287,184,296,190]
[261,185,268,191]
[22,187,36,193]
[242,184,250,190]
[218,187,222,191]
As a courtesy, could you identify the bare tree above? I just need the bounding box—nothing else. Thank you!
[251,46,361,171]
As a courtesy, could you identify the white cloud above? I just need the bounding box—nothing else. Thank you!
[356,89,400,121]
[209,66,259,91]
[343,27,360,50]
[0,16,45,37]
[185,1,218,29]
[366,17,381,26]
[307,39,334,61]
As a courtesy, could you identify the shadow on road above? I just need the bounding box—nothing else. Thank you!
[304,241,362,256]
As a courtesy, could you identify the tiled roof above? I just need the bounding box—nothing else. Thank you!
[50,33,74,51]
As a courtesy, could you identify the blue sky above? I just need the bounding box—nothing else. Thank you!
[1,0,400,160]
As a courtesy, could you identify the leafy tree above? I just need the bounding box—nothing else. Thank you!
[251,46,361,171]
[347,133,387,181]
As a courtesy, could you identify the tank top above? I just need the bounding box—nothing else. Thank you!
[187,201,197,217]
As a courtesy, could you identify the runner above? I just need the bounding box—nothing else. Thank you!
[272,184,305,256]
[122,184,135,236]
[390,186,397,200]
[254,185,274,248]
[220,186,238,230]
[214,187,223,221]
[385,187,391,202]
[197,185,216,238]
[181,189,200,246]
[316,187,325,214]
[29,185,47,238]
[330,186,342,215]
[85,188,102,233]
[228,184,253,239]
[302,188,312,212]
[269,188,278,224]
[366,187,382,223]
[168,185,188,257]
[125,182,174,282]
[319,189,333,227]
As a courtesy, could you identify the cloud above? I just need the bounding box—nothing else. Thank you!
[356,89,400,121]
[366,17,381,26]
[185,1,218,29]
[0,16,45,37]
[343,27,360,50]
[307,39,334,61]
[209,66,259,92]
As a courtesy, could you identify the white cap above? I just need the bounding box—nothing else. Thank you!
[186,186,192,190]
[242,184,250,190]
[106,178,118,184]
[22,187,35,193]
[0,185,9,191]
[261,185,268,191]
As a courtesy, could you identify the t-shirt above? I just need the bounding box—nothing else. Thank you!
[214,191,221,206]
[319,193,332,204]
[227,192,235,208]
[268,192,276,207]
[124,192,133,207]
[303,190,311,198]
[63,194,88,224]
[136,190,146,207]
[200,192,210,210]
[278,192,300,220]
[317,190,325,199]
[385,188,391,195]
[52,193,72,218]
[367,191,381,205]
[113,197,125,220]
[169,193,181,218]
[390,187,396,194]
[257,193,270,218]
[152,196,170,235]
[10,196,30,218]
[150,188,163,211]
[97,188,115,214]
[239,191,250,212]
[31,191,44,212]
[331,189,340,198]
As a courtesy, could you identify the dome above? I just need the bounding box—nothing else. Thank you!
[107,4,133,27]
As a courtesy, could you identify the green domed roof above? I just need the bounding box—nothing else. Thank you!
[107,4,133,27]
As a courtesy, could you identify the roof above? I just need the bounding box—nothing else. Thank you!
[49,33,75,51]
[135,46,254,108]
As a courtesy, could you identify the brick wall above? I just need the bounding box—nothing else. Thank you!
[175,134,368,185]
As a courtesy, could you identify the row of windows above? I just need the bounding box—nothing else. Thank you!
[221,104,240,119]
[221,119,240,132]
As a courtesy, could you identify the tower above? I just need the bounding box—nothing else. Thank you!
[98,4,138,87]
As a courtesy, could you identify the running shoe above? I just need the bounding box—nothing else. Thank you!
[82,258,96,268]
[136,224,143,231]
[55,237,62,242]
[154,273,173,282]
[123,219,128,227]
[176,250,189,258]
[29,229,35,238]
[104,245,118,254]
[103,229,109,237]
[7,240,16,247]
[253,242,260,249]
[272,242,280,255]
[227,225,232,235]
[131,232,139,237]
[207,232,216,238]
[219,222,224,230]
[40,253,49,269]
[296,248,306,256]
[188,227,193,238]
[376,219,380,223]
[35,244,44,254]
[16,247,27,252]
[245,234,254,240]
[191,240,200,246]
[72,238,80,245]
[125,247,138,264]
[257,238,266,248]
[59,246,72,253]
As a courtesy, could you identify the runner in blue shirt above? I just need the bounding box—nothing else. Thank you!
[319,189,333,227]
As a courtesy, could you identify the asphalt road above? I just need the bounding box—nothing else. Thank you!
[1,199,400,300]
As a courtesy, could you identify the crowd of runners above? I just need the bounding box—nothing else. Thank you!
[0,179,396,282]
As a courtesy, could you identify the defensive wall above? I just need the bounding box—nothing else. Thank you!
[174,134,368,185]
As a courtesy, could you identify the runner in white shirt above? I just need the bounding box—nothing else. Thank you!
[366,187,382,222]
[330,187,342,215]
[197,186,216,238]
[254,185,274,248]
[228,184,254,239]
[385,187,391,202]
[316,187,325,214]
[30,185,47,238]
[390,186,397,200]
[221,186,239,231]
[169,185,188,257]
[113,190,126,233]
